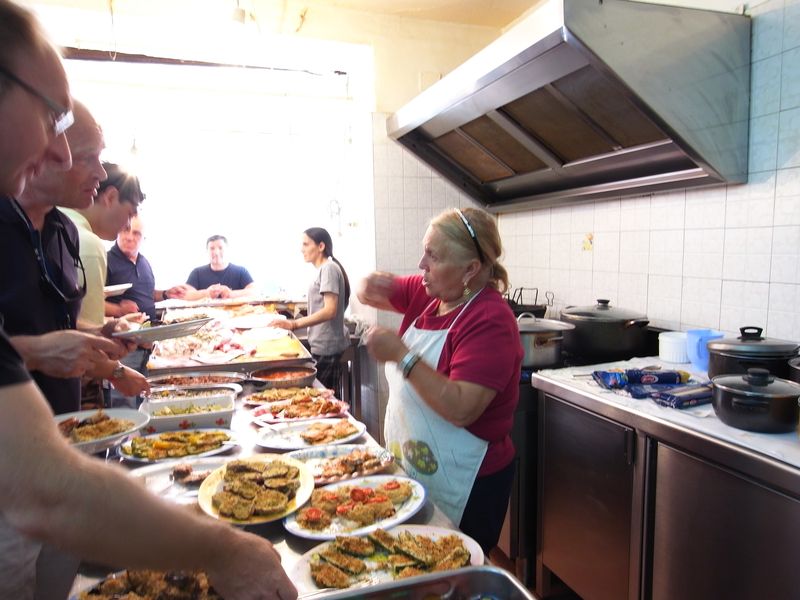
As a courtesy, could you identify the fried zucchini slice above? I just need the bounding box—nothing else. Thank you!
[253,489,289,515]
[333,535,375,557]
[319,549,367,575]
[310,562,351,589]
[368,529,397,553]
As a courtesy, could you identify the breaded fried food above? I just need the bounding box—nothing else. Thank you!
[368,529,397,552]
[212,490,253,520]
[319,549,367,575]
[396,566,427,579]
[339,502,378,526]
[386,553,419,570]
[297,506,333,530]
[334,535,375,557]
[310,562,350,589]
[395,532,437,566]
[433,547,471,571]
[226,459,265,473]
[224,469,263,485]
[223,478,261,500]
[263,476,293,490]
[263,461,290,478]
[253,489,289,515]
[378,479,413,504]
[367,497,396,520]
[311,488,347,514]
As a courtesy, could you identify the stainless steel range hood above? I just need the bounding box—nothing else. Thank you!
[386,0,751,212]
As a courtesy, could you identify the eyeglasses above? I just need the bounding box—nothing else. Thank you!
[454,208,485,264]
[0,65,74,136]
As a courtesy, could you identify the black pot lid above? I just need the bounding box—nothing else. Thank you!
[707,326,800,356]
[712,368,800,398]
[560,299,647,323]
[517,316,575,333]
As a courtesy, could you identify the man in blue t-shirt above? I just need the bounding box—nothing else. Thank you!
[183,234,256,300]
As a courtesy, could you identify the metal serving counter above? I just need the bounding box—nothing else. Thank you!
[69,392,456,596]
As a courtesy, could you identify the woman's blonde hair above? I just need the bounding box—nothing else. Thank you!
[430,207,510,294]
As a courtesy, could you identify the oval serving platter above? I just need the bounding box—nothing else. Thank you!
[286,443,395,486]
[255,418,366,451]
[117,428,238,463]
[283,474,425,541]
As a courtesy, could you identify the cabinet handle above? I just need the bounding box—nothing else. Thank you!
[624,428,635,465]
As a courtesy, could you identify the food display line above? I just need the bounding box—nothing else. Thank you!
[68,386,459,596]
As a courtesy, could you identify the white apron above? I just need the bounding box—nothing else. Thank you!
[384,291,488,525]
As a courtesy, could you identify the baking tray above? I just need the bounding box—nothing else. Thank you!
[313,565,537,600]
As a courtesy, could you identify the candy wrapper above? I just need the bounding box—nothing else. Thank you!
[592,369,691,390]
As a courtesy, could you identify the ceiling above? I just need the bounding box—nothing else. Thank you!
[299,0,536,28]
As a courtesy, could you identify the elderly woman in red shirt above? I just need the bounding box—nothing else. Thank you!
[358,206,522,553]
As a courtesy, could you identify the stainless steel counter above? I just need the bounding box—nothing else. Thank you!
[532,355,800,496]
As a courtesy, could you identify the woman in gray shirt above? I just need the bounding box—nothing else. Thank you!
[278,228,350,392]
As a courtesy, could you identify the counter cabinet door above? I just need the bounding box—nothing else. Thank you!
[651,443,800,600]
[539,394,636,600]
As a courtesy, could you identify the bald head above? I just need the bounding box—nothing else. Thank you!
[20,98,106,211]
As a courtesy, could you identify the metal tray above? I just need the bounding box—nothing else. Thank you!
[146,371,248,386]
[314,565,537,600]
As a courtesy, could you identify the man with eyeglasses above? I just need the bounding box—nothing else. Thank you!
[0,3,297,600]
[0,99,136,415]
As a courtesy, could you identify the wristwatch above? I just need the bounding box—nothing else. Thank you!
[111,361,125,379]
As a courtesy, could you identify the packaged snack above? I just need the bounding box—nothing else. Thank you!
[651,383,713,409]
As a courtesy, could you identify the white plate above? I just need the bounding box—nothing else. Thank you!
[117,428,238,463]
[255,418,366,451]
[103,283,132,297]
[283,474,426,540]
[113,317,213,344]
[128,456,231,504]
[55,408,150,455]
[286,443,395,486]
[197,454,315,525]
[288,524,484,595]
[226,313,287,329]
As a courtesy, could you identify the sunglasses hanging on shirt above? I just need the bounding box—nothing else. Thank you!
[10,198,86,328]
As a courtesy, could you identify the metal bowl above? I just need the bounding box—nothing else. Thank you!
[248,366,317,388]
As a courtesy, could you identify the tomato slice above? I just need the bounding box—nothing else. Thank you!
[367,494,390,504]
[350,487,375,502]
[383,480,401,490]
[336,502,355,515]
[304,507,324,521]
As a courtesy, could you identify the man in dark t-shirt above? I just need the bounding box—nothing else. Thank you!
[183,234,256,300]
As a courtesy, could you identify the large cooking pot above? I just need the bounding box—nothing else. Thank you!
[790,357,800,384]
[560,299,649,361]
[517,313,574,368]
[706,326,799,379]
[711,368,800,433]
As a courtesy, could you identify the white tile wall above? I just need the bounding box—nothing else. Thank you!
[363,1,800,420]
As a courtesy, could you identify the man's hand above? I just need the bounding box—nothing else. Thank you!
[11,331,123,378]
[109,365,150,397]
[206,532,297,600]
[165,284,189,299]
[118,299,140,315]
[208,284,232,299]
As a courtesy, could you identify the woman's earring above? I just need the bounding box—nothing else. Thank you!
[463,285,471,299]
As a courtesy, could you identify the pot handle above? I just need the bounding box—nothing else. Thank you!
[739,326,764,340]
[535,336,564,347]
[517,312,538,322]
[731,396,771,412]
[624,319,650,329]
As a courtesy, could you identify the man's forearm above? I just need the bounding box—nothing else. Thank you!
[1,381,239,571]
